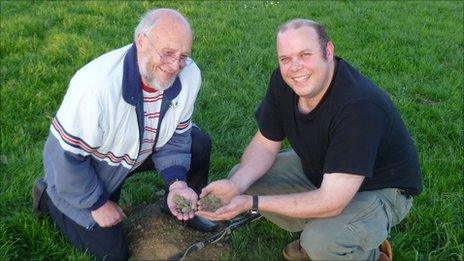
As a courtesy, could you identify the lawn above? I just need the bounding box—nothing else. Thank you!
[1,1,463,260]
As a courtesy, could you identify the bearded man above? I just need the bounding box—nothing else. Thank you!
[32,8,217,260]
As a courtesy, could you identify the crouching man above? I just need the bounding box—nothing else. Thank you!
[197,19,422,261]
[32,8,217,260]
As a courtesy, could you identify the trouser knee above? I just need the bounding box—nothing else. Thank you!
[300,216,383,260]
[300,222,334,260]
[188,126,211,194]
[46,197,128,261]
[190,126,211,169]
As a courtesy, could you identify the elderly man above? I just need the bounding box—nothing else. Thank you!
[32,8,217,260]
[197,19,422,261]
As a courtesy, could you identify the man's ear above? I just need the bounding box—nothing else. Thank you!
[326,41,335,60]
[135,33,144,49]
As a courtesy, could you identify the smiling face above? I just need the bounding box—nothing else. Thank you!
[136,13,192,91]
[277,25,335,107]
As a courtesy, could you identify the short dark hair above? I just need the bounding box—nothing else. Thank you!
[277,19,331,60]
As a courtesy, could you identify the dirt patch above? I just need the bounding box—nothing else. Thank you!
[124,201,230,260]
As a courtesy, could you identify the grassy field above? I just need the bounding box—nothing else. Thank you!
[1,1,463,260]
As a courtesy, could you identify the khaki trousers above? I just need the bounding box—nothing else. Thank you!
[229,150,412,260]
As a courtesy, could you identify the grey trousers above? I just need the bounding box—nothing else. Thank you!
[229,150,413,260]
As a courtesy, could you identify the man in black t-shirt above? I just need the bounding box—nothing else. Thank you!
[197,19,422,260]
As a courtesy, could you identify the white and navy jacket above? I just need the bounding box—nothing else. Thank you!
[43,44,201,229]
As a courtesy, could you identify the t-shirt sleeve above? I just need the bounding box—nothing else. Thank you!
[254,70,285,141]
[323,100,390,177]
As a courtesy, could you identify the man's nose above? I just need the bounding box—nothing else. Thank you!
[167,59,181,72]
[290,59,302,71]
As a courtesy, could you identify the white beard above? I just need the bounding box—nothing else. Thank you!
[139,53,175,91]
[145,73,175,91]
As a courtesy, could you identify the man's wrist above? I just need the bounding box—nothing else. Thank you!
[230,177,246,195]
[250,195,259,214]
[169,180,188,191]
[88,190,110,211]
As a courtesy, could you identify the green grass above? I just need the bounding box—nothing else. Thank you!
[1,1,462,260]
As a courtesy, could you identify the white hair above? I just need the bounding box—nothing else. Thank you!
[133,8,191,41]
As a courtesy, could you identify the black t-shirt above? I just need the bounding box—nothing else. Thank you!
[255,57,422,196]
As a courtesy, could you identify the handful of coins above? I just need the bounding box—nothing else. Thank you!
[173,194,193,214]
[198,194,222,212]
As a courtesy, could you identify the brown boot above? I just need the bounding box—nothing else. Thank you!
[282,239,310,261]
[378,239,393,261]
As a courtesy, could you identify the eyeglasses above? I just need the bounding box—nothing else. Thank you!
[143,33,192,67]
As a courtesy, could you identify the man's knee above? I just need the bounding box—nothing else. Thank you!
[191,126,212,160]
[300,221,334,259]
[300,215,387,260]
[300,219,357,260]
[85,225,129,260]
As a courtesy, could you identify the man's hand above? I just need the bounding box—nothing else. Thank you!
[198,179,241,207]
[197,195,252,221]
[91,200,126,228]
[167,181,197,221]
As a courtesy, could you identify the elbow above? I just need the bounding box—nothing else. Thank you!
[322,207,343,218]
[315,188,352,218]
[317,201,346,218]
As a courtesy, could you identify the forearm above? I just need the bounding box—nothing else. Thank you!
[230,131,281,193]
[255,173,365,219]
[198,191,341,222]
[258,191,342,218]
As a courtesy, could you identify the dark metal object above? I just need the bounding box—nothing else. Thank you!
[167,213,262,261]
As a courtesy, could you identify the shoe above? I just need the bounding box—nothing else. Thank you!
[186,215,218,232]
[160,199,218,232]
[282,239,310,260]
[379,239,393,261]
[32,178,48,217]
